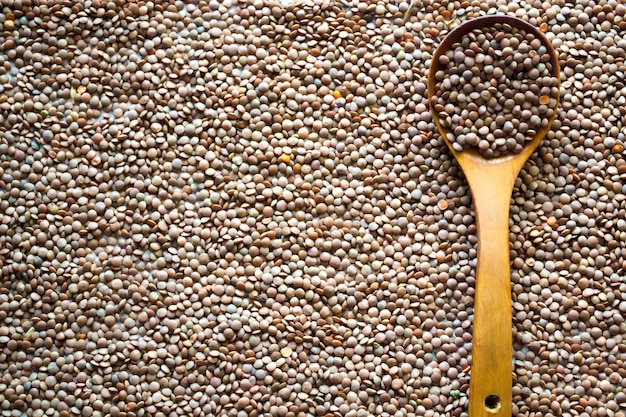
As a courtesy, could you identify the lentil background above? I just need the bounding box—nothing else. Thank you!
[0,0,625,417]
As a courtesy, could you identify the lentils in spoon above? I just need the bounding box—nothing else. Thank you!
[432,23,560,158]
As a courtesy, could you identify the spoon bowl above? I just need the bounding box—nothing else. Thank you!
[427,15,560,417]
[428,14,560,167]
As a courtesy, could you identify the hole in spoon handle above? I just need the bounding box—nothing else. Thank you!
[484,394,501,413]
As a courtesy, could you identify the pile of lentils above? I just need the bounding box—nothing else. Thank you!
[0,0,626,416]
[432,23,559,158]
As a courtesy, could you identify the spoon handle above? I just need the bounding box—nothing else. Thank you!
[467,170,514,417]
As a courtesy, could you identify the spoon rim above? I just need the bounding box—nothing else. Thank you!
[427,14,561,164]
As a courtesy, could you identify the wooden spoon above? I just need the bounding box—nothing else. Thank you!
[427,15,560,416]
